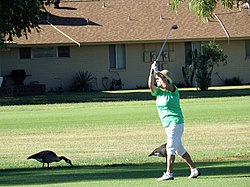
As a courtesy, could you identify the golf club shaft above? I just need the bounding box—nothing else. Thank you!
[156,28,173,62]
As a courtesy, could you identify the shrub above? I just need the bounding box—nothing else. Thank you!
[72,70,94,92]
[224,76,242,86]
[175,82,185,88]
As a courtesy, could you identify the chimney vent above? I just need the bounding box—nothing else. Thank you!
[86,18,90,25]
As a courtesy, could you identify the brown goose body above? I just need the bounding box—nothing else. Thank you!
[27,150,72,168]
[148,143,167,157]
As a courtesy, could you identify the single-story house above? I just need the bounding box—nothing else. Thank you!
[0,0,250,93]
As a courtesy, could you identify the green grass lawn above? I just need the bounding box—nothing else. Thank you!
[0,90,250,186]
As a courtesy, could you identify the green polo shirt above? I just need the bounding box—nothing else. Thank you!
[152,86,184,127]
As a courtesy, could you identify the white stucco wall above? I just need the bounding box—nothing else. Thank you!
[0,40,249,92]
[213,40,250,85]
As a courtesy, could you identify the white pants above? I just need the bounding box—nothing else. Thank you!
[164,123,186,156]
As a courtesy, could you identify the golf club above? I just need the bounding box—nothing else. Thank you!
[155,24,178,63]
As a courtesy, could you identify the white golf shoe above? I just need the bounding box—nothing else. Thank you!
[188,168,201,179]
[157,172,174,181]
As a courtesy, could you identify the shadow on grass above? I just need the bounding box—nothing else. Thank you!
[0,160,249,186]
[180,87,250,99]
[1,87,250,106]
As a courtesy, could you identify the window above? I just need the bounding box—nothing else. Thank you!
[58,46,70,57]
[19,47,31,59]
[19,46,70,59]
[185,42,192,65]
[109,44,126,70]
[184,41,201,65]
[32,47,56,58]
[246,40,250,58]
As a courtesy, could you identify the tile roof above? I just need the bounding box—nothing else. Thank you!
[14,0,250,46]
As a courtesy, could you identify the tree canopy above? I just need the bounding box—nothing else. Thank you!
[171,0,249,21]
[0,0,50,45]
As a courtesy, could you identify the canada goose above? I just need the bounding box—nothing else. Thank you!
[148,143,167,157]
[27,150,73,168]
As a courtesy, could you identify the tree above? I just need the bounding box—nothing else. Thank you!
[194,41,227,91]
[0,0,51,45]
[171,0,249,21]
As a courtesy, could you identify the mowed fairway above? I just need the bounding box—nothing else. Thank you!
[0,95,250,186]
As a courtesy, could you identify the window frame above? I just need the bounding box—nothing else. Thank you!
[58,46,70,58]
[246,40,250,59]
[184,41,201,65]
[19,46,70,59]
[19,47,31,59]
[109,44,126,70]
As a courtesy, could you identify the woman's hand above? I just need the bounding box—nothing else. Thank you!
[148,61,157,93]
[151,61,158,73]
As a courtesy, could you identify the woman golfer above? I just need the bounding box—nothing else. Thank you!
[148,61,201,180]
